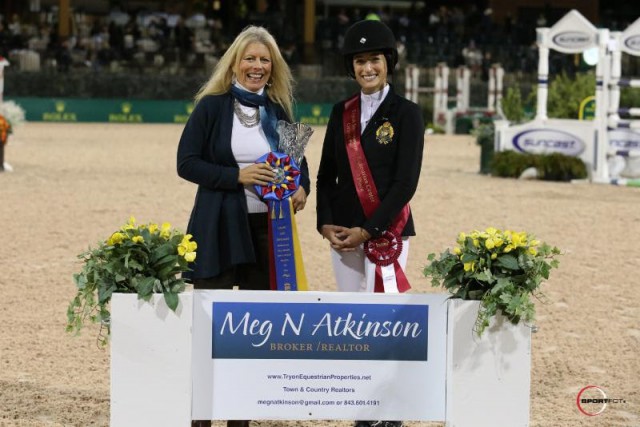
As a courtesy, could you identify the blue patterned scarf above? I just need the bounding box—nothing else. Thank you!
[230,85,279,152]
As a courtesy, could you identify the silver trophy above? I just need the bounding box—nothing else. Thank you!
[276,120,314,166]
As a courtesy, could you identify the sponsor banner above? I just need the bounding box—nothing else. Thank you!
[608,129,640,151]
[212,302,428,360]
[6,97,331,125]
[547,10,598,53]
[192,290,448,421]
[7,97,195,123]
[512,128,586,156]
[620,17,640,55]
[295,103,332,125]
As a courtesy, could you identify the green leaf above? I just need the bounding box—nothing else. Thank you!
[137,276,156,297]
[496,254,520,270]
[163,291,179,312]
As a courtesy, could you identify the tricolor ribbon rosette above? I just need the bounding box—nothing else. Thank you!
[254,151,308,291]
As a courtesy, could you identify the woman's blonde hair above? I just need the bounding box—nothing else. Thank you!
[195,26,294,120]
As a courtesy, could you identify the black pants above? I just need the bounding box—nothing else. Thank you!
[193,213,270,291]
[192,214,268,427]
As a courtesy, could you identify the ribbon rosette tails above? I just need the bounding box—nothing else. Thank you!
[254,151,308,291]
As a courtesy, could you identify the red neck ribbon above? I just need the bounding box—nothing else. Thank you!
[342,94,411,293]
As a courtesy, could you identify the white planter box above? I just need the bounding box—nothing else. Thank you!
[446,299,531,427]
[110,292,193,427]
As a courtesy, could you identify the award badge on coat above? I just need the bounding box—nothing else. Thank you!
[254,121,313,291]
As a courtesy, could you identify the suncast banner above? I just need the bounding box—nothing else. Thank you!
[192,290,448,421]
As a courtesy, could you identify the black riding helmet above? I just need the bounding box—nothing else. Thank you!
[342,20,398,78]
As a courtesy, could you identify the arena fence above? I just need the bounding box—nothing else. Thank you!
[405,63,503,134]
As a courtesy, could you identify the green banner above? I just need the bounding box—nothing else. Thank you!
[7,98,332,125]
[296,103,332,125]
[8,97,195,124]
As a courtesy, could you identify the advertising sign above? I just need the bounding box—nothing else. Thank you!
[192,290,448,421]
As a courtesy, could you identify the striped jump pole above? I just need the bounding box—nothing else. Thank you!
[617,107,640,117]
[617,78,640,88]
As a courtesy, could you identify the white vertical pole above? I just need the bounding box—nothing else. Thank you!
[536,28,550,120]
[462,67,470,112]
[607,32,622,119]
[404,65,412,102]
[411,65,419,104]
[595,28,612,182]
[441,63,450,113]
[487,65,496,113]
[456,66,464,111]
[433,64,443,124]
[495,64,504,112]
[0,58,9,104]
[405,64,419,104]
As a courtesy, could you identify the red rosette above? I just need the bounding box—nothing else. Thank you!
[364,230,403,266]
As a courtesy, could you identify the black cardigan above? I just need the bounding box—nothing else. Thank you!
[316,86,424,238]
[177,93,310,280]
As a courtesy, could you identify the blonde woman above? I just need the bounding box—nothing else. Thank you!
[177,26,310,427]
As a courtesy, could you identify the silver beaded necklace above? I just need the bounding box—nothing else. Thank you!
[233,99,260,128]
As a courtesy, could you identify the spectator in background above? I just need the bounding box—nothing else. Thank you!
[0,19,10,57]
[172,15,194,52]
[462,39,482,77]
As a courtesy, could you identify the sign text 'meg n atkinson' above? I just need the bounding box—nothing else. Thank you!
[212,302,428,361]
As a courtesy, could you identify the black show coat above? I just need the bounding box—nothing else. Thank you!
[316,85,424,238]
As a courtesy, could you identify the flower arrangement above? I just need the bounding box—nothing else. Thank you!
[423,227,561,336]
[0,100,26,145]
[0,114,10,145]
[66,217,197,346]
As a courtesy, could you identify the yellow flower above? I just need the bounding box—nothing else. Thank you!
[494,238,504,247]
[530,239,540,247]
[529,247,538,256]
[178,234,197,261]
[122,216,136,231]
[504,245,514,253]
[485,227,499,235]
[457,232,466,244]
[147,223,158,234]
[463,262,475,272]
[491,253,497,260]
[453,247,461,255]
[160,222,172,239]
[485,238,495,250]
[132,236,144,244]
[107,232,125,245]
[473,239,479,247]
[511,232,527,248]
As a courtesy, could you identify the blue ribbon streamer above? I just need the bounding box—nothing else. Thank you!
[269,199,298,291]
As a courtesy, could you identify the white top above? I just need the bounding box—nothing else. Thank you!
[231,82,270,213]
[360,84,389,134]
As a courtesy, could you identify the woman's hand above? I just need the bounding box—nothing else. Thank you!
[321,224,351,250]
[291,187,307,212]
[238,163,275,186]
[334,227,371,250]
[321,225,370,252]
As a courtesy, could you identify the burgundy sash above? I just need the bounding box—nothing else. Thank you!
[342,94,411,293]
